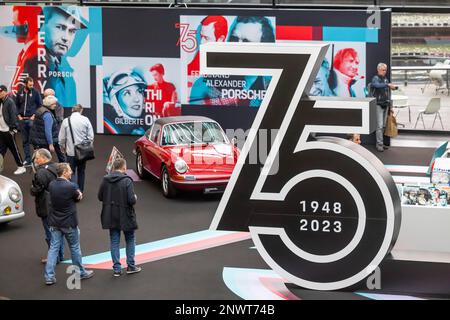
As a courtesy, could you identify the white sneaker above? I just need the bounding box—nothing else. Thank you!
[14,166,26,175]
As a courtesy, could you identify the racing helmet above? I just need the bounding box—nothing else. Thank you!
[106,69,146,117]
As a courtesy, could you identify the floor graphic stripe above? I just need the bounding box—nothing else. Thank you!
[222,267,427,300]
[64,230,251,269]
[223,267,297,300]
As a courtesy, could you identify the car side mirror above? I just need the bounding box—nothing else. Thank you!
[231,137,238,147]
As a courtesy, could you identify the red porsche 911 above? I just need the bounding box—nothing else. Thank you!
[134,116,240,198]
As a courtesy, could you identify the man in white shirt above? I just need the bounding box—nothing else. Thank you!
[58,104,93,192]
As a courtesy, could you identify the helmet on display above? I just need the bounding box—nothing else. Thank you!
[106,69,146,118]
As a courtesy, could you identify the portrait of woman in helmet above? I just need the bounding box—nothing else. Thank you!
[103,69,148,135]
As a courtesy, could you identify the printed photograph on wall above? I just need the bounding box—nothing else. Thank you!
[179,15,276,107]
[101,57,180,135]
[276,38,367,98]
[309,42,367,98]
[0,5,102,108]
[401,184,450,207]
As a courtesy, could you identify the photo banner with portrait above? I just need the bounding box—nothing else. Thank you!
[101,57,180,135]
[179,15,276,108]
[310,42,366,98]
[0,5,102,108]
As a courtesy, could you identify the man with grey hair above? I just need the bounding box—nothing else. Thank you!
[58,104,94,192]
[30,148,64,264]
[43,89,65,162]
[31,95,60,156]
[43,89,64,124]
[370,63,398,152]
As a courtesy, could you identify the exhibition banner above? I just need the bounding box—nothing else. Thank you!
[0,5,102,108]
[102,57,180,135]
[0,6,392,135]
[179,15,276,107]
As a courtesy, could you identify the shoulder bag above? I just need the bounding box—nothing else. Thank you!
[68,116,95,162]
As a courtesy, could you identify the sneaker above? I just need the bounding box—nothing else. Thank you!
[80,270,94,280]
[41,258,62,264]
[23,161,32,167]
[126,266,142,275]
[14,166,26,175]
[376,146,384,152]
[383,145,389,150]
[45,278,56,286]
[113,270,122,277]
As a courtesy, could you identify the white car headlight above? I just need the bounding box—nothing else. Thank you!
[9,187,21,203]
[175,159,188,174]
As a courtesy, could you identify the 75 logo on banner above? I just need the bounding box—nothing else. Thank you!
[176,23,198,53]
[202,43,402,291]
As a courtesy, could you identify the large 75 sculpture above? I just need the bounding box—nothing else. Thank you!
[204,43,401,291]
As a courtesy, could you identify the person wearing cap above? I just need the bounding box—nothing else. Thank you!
[0,85,26,175]
[58,104,93,192]
[42,6,86,108]
[15,76,42,166]
[30,95,60,155]
[103,69,147,135]
[43,88,65,162]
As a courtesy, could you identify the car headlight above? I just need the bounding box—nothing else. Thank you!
[175,159,188,174]
[8,187,21,203]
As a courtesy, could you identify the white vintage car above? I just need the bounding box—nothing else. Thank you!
[0,175,24,224]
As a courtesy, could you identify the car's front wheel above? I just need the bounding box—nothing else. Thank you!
[161,165,177,198]
[136,150,149,179]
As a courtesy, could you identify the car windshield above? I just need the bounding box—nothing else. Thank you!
[162,122,226,146]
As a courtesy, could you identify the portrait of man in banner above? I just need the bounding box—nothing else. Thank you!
[40,6,87,107]
[146,63,180,118]
[0,5,95,108]
[10,5,43,94]
[182,15,275,107]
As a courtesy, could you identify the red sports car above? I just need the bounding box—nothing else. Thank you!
[134,116,240,198]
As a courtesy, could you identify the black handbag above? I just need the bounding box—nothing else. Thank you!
[68,116,95,162]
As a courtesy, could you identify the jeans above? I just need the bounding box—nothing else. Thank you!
[67,156,87,192]
[44,227,87,281]
[109,229,136,273]
[19,120,33,163]
[41,217,64,261]
[376,104,388,147]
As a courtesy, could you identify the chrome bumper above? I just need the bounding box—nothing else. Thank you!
[0,211,25,223]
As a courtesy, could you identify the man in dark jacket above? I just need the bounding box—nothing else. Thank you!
[43,89,65,162]
[30,95,59,155]
[370,63,398,152]
[44,163,94,285]
[98,158,141,277]
[15,77,42,165]
[0,85,26,175]
[30,148,64,263]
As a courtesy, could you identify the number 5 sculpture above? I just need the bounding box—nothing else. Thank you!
[203,43,402,291]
